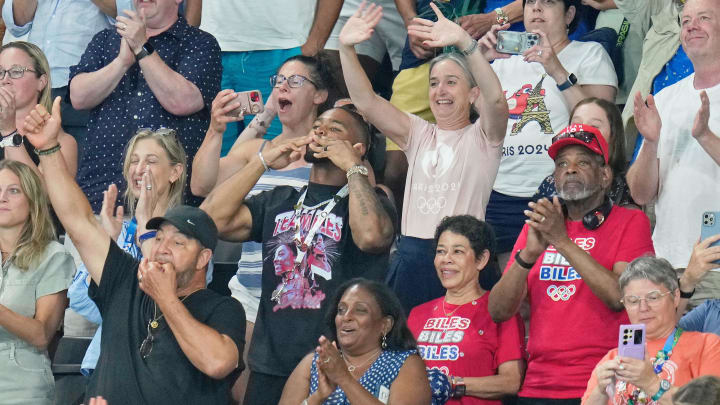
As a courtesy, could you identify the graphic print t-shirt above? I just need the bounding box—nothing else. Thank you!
[245,183,395,376]
[506,206,654,398]
[491,41,617,197]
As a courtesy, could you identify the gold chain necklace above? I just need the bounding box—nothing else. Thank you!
[150,288,202,329]
[441,298,467,317]
[342,348,381,373]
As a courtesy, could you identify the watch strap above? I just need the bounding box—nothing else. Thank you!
[514,250,535,270]
[135,42,154,61]
[678,278,695,299]
[557,73,577,91]
[651,379,671,401]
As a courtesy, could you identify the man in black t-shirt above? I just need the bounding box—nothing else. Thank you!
[202,107,397,405]
[24,99,246,405]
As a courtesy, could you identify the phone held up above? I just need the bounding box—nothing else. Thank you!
[701,211,720,267]
[618,324,646,360]
[227,90,264,118]
[496,31,540,55]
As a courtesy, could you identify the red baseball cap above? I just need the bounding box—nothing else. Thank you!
[548,124,609,164]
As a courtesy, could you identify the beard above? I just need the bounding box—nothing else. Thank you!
[303,145,331,165]
[556,180,601,201]
[175,265,196,290]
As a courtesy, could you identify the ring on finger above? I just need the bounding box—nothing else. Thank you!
[539,215,546,223]
[139,274,143,282]
[323,357,331,364]
[146,185,152,190]
[537,50,543,56]
[323,146,328,152]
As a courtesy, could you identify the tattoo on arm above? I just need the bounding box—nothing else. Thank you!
[348,173,384,216]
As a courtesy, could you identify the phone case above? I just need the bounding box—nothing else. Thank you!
[618,324,645,360]
[701,211,720,266]
[228,90,264,117]
[496,31,540,55]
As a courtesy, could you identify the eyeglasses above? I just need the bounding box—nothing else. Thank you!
[552,129,606,161]
[620,290,674,309]
[0,65,37,80]
[526,0,560,6]
[135,127,178,138]
[139,322,154,359]
[270,74,317,89]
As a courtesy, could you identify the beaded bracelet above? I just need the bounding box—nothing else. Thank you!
[35,143,61,156]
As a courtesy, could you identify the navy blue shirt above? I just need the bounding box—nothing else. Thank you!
[69,16,221,211]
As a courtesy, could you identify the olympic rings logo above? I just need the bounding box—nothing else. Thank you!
[546,284,576,301]
[417,196,447,215]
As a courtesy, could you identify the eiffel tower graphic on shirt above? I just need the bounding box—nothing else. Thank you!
[511,74,553,135]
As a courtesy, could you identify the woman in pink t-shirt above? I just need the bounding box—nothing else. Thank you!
[339,2,509,313]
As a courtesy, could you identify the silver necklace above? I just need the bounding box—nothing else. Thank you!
[342,348,381,373]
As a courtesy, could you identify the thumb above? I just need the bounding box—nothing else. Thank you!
[51,96,62,121]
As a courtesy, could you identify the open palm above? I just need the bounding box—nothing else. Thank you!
[339,1,383,46]
[407,2,466,49]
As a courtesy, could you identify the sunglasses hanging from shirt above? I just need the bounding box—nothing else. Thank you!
[0,130,23,148]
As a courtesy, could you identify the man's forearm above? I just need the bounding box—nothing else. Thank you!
[160,297,239,379]
[394,0,417,27]
[554,238,624,311]
[183,0,202,27]
[11,0,37,26]
[488,262,529,322]
[626,141,659,205]
[347,173,394,253]
[138,53,204,116]
[90,0,117,18]
[303,0,343,55]
[70,58,130,110]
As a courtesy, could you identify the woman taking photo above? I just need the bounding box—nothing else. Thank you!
[0,159,75,404]
[478,0,617,262]
[68,127,187,375]
[533,97,635,207]
[408,215,525,403]
[339,2,509,313]
[583,257,720,404]
[279,278,432,405]
[0,41,77,175]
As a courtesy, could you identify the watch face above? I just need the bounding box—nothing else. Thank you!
[661,379,671,390]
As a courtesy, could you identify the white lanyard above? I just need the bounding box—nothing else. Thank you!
[292,185,349,267]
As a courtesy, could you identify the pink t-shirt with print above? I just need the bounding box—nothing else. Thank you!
[401,113,503,239]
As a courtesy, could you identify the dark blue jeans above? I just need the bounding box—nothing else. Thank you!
[386,236,443,316]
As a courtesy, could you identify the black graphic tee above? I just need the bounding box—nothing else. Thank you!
[245,182,395,376]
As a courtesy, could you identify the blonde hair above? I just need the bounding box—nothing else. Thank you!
[0,160,55,270]
[0,41,52,110]
[122,128,187,218]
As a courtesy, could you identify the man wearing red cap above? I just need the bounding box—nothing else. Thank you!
[488,124,655,404]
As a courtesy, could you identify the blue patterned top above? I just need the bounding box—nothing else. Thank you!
[310,350,414,404]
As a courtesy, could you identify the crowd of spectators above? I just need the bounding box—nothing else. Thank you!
[0,0,719,404]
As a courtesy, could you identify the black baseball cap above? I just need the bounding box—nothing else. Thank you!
[146,205,218,251]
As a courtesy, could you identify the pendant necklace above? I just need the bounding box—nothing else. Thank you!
[149,289,202,329]
[342,348,382,373]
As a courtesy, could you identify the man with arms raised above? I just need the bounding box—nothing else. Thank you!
[23,98,245,404]
[202,106,396,405]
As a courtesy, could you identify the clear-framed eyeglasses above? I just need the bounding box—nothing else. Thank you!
[270,74,317,89]
[0,65,37,80]
[620,290,674,309]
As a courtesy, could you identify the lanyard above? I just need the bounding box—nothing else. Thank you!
[653,327,683,374]
[292,185,349,268]
[122,217,139,252]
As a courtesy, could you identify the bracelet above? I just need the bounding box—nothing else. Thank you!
[514,249,535,270]
[461,39,478,56]
[678,278,695,299]
[35,143,61,156]
[138,231,157,244]
[257,150,270,172]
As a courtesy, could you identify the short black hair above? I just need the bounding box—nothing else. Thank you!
[324,278,417,351]
[434,215,501,290]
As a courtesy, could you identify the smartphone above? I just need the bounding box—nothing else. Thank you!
[496,31,540,55]
[701,211,720,266]
[618,324,645,360]
[227,90,264,117]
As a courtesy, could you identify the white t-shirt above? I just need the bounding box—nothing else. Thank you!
[401,114,504,239]
[491,41,617,197]
[200,0,315,52]
[653,74,720,268]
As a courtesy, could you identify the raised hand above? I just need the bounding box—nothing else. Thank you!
[116,9,149,54]
[316,336,352,386]
[116,37,136,69]
[477,23,512,61]
[523,30,564,79]
[262,136,312,170]
[407,2,471,50]
[209,89,244,135]
[0,87,17,134]
[525,197,567,247]
[100,184,125,241]
[135,165,160,230]
[633,92,662,144]
[681,234,720,291]
[692,90,712,141]
[339,1,384,47]
[23,96,62,151]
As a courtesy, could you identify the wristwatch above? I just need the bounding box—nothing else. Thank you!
[495,7,510,25]
[346,164,369,179]
[135,41,155,61]
[451,376,466,398]
[678,278,696,299]
[651,378,671,401]
[0,130,22,148]
[557,73,578,91]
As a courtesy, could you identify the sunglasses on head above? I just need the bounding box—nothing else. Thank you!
[552,128,605,160]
